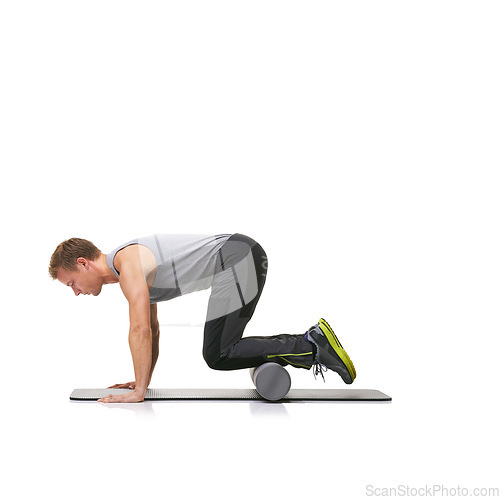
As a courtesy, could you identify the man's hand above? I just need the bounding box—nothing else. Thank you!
[107,381,136,390]
[97,390,145,403]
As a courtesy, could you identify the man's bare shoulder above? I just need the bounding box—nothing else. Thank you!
[113,244,157,287]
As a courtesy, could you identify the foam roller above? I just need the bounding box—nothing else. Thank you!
[249,362,291,401]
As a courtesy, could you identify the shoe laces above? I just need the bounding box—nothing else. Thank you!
[312,362,327,382]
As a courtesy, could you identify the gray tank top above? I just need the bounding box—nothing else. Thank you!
[106,233,233,303]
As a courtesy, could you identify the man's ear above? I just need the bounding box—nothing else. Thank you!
[77,257,88,268]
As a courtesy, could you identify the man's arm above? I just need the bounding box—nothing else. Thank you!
[98,255,152,403]
[148,303,160,386]
[107,303,160,390]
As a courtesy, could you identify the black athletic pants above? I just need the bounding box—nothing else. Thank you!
[202,233,316,371]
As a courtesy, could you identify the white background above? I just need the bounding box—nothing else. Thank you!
[1,1,499,498]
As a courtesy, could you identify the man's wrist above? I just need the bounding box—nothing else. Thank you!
[134,386,147,397]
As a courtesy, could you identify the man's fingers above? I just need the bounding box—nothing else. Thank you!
[97,392,143,403]
[98,394,120,403]
[107,382,135,389]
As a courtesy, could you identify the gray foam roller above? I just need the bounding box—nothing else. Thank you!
[249,363,291,401]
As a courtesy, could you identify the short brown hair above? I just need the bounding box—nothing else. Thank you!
[49,238,102,280]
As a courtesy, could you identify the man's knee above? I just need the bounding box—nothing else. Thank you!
[203,350,228,370]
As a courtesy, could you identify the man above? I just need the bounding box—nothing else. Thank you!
[49,232,356,403]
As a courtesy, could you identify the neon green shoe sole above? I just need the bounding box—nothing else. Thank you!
[318,317,356,382]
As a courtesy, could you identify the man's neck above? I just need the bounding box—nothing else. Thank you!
[97,253,120,284]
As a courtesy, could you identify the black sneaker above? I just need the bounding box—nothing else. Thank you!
[306,317,356,384]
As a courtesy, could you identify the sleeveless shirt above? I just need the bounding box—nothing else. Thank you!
[106,233,233,304]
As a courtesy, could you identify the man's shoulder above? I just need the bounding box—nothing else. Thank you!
[113,243,156,277]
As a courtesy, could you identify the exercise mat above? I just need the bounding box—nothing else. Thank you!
[70,388,392,402]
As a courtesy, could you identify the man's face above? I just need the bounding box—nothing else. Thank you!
[57,259,103,296]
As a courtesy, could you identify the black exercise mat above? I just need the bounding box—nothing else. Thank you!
[70,388,391,401]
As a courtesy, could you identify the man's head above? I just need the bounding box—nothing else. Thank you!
[49,238,105,296]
